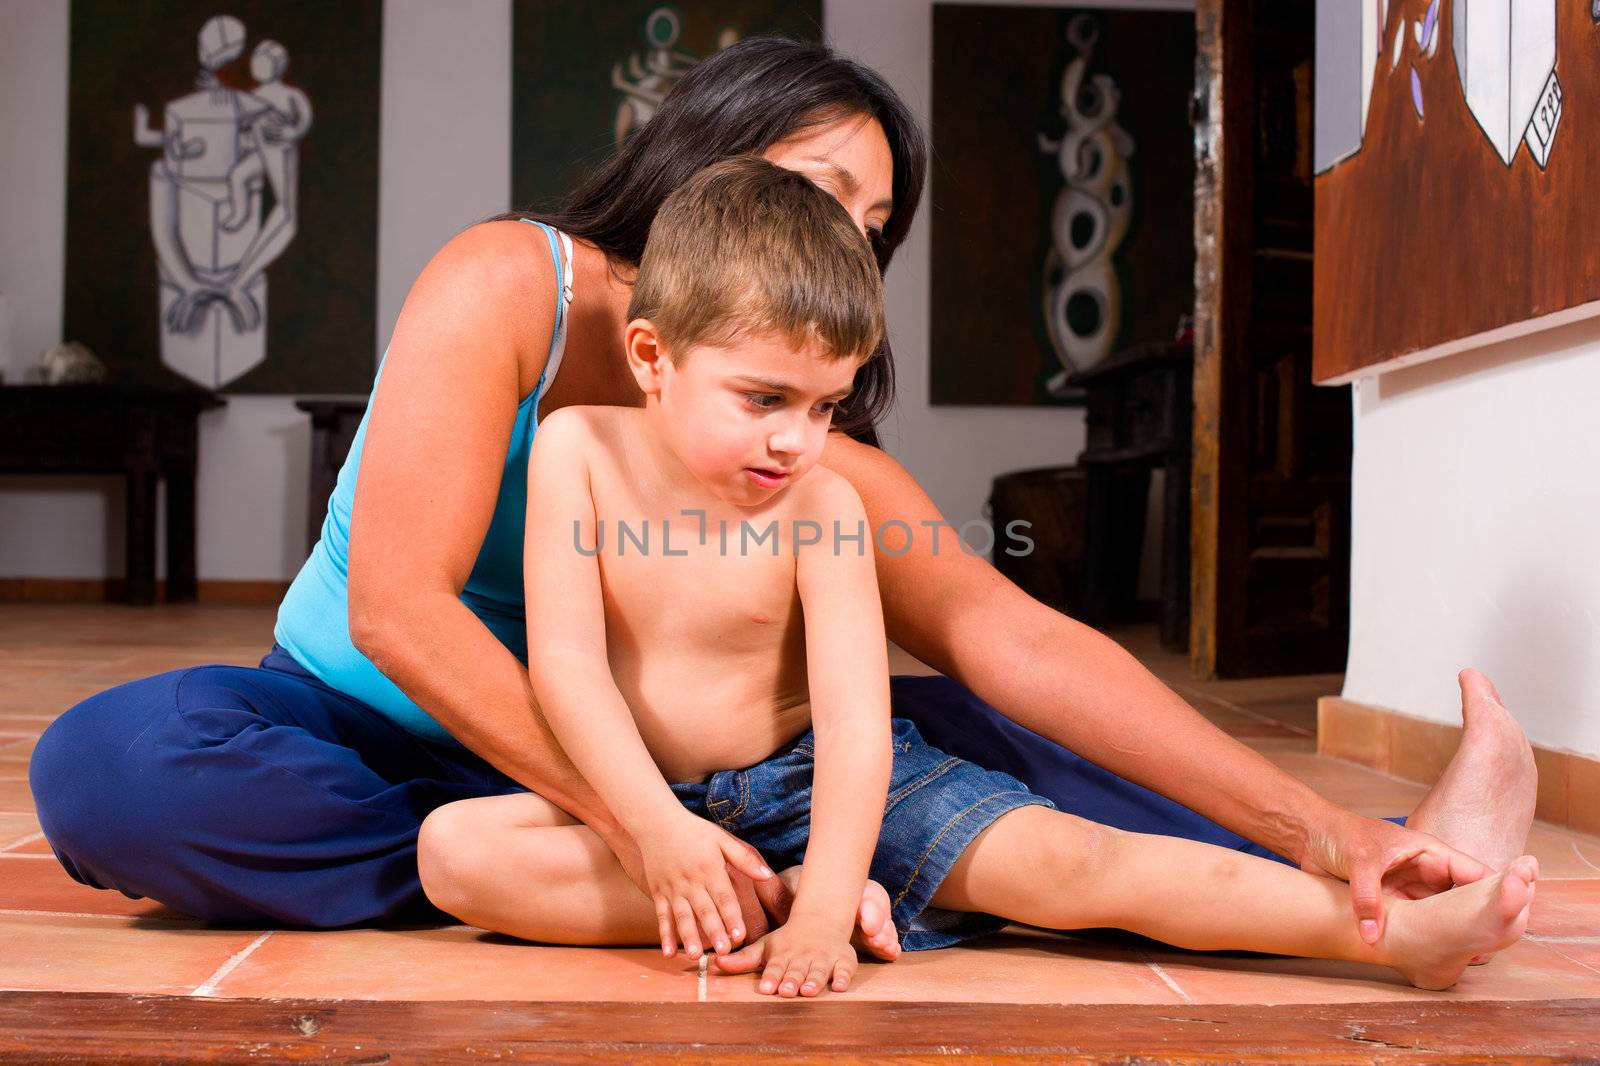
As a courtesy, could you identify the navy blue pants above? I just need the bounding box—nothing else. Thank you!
[30,647,1357,927]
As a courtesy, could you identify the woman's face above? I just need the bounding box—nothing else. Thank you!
[762,113,895,248]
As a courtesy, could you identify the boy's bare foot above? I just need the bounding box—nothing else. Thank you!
[1384,855,1538,990]
[773,866,902,962]
[851,879,902,961]
[1407,669,1537,872]
[727,868,901,964]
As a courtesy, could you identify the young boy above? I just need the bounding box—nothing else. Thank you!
[418,157,1536,998]
[222,39,313,233]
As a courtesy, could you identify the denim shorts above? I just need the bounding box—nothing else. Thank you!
[671,717,1055,951]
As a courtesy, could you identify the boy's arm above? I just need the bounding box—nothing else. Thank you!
[524,409,684,831]
[525,409,771,955]
[789,475,893,936]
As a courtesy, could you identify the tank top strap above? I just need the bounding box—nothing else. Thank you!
[517,218,574,406]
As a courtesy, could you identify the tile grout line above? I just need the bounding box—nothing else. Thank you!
[0,832,44,854]
[1537,939,1600,980]
[1174,685,1316,738]
[1530,935,1600,944]
[697,954,709,1002]
[190,931,275,997]
[1136,950,1194,1005]
[0,907,201,923]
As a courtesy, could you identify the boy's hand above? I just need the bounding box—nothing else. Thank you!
[715,913,858,997]
[638,811,774,959]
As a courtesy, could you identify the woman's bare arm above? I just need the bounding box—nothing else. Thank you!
[818,432,1327,854]
[818,431,1482,936]
[346,221,632,862]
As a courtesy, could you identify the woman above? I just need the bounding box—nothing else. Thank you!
[31,38,1525,949]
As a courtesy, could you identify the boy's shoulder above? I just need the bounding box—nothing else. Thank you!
[787,463,866,522]
[537,404,636,442]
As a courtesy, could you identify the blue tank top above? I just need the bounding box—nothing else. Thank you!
[274,221,573,745]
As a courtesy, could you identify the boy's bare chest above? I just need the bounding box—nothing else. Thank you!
[587,497,805,646]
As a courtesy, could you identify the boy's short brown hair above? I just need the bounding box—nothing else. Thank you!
[627,156,885,365]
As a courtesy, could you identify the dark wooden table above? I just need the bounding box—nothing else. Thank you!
[294,398,368,555]
[0,385,225,605]
[1067,342,1193,649]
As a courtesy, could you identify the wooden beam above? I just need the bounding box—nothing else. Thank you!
[0,992,1596,1063]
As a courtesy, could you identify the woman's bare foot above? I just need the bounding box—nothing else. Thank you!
[1407,669,1537,872]
[1382,856,1538,990]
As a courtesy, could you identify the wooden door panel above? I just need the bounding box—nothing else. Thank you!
[1192,0,1351,678]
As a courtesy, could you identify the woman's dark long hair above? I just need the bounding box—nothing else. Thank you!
[502,36,927,439]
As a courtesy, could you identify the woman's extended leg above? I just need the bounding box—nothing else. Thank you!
[892,674,1367,863]
[931,806,1537,990]
[892,670,1535,873]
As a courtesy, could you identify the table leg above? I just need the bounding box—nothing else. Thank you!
[165,470,198,602]
[125,467,158,606]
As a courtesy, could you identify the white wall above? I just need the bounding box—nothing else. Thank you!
[1343,315,1600,758]
[0,0,1184,582]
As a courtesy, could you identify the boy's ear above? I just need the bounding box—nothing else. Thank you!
[623,318,670,396]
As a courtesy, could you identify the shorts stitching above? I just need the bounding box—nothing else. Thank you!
[718,771,749,829]
[891,793,1040,911]
[887,756,962,809]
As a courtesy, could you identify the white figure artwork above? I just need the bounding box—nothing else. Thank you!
[610,8,741,146]
[132,15,312,389]
[1037,15,1135,396]
[611,8,700,145]
[1453,0,1561,167]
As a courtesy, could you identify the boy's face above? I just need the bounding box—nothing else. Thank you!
[647,330,863,508]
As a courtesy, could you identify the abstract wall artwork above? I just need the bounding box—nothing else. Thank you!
[511,2,822,212]
[1313,0,1600,381]
[930,4,1194,406]
[64,2,381,394]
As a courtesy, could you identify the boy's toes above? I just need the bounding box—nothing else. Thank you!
[854,880,901,960]
[712,941,765,974]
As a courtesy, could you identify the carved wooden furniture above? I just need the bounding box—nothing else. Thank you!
[1068,342,1194,650]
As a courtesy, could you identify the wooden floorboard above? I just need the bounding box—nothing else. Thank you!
[0,992,1596,1064]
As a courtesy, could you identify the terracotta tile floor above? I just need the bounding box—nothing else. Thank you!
[0,603,1596,1006]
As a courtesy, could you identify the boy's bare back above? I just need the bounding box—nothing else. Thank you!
[549,405,863,782]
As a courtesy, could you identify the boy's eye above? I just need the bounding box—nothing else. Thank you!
[745,393,782,410]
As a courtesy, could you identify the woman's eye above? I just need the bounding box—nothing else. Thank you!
[813,401,845,417]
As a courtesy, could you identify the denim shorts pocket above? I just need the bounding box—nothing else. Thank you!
[705,768,748,828]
